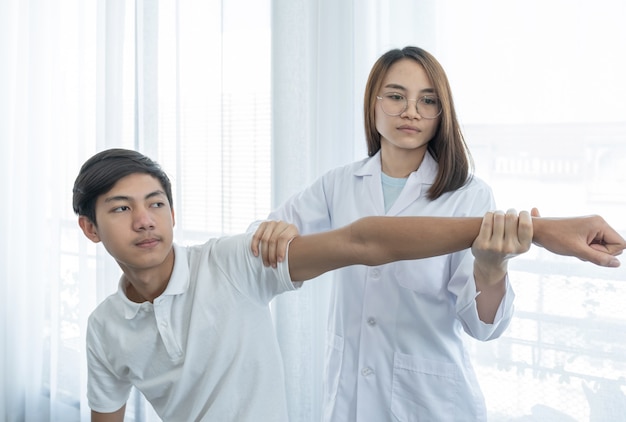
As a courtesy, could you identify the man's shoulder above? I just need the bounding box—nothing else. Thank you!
[87,291,126,334]
[184,233,252,261]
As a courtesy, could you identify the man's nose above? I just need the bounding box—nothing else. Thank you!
[133,208,156,230]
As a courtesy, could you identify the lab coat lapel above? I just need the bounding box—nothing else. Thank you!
[354,153,386,216]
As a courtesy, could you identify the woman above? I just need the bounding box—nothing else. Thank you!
[256,46,541,421]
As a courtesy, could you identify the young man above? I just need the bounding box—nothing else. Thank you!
[73,148,624,421]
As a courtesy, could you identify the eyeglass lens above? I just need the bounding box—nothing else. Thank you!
[378,94,441,119]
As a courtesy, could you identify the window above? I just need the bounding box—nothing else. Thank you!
[438,1,626,419]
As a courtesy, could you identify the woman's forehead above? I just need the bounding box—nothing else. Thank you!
[382,59,433,91]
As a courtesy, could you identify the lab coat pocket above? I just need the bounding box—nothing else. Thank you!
[322,332,344,419]
[391,352,460,422]
[394,258,448,298]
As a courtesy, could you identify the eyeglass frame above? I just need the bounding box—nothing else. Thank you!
[375,93,443,119]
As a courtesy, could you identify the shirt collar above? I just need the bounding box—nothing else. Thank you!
[117,243,190,319]
[354,150,438,181]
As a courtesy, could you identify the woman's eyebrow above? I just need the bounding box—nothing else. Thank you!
[382,84,436,95]
[383,83,407,91]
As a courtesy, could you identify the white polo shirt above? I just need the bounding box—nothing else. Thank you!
[86,232,296,421]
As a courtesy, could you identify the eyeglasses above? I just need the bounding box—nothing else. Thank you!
[376,93,442,119]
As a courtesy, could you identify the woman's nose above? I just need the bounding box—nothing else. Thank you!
[402,99,422,119]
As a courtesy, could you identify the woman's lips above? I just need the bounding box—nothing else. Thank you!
[397,124,421,133]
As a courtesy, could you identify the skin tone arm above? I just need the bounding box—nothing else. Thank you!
[91,405,125,422]
[252,209,625,270]
[256,210,533,323]
[260,211,534,281]
[252,209,625,323]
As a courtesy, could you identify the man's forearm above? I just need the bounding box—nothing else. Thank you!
[287,216,483,281]
[285,212,625,282]
[91,405,126,422]
[349,216,483,264]
[531,215,625,267]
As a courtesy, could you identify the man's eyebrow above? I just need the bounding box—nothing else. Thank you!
[145,190,167,200]
[104,190,166,203]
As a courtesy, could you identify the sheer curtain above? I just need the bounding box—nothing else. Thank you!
[1,0,272,421]
[2,0,625,421]
[1,1,103,420]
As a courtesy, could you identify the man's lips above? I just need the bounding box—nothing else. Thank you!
[135,237,161,248]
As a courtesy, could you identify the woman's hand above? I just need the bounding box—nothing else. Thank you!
[251,220,300,268]
[471,209,533,287]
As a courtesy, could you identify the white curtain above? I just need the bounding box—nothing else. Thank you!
[2,0,625,421]
[1,0,272,421]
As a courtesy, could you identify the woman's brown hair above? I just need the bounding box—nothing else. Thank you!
[363,46,474,200]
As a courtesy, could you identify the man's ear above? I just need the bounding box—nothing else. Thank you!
[171,208,176,227]
[78,216,101,243]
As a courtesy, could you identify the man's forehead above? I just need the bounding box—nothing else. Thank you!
[102,173,165,201]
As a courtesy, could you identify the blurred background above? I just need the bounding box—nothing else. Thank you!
[1,0,625,421]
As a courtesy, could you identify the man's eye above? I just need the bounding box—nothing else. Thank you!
[151,202,165,208]
[113,206,130,213]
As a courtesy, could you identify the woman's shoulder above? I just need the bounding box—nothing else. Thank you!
[447,174,494,200]
[320,156,377,179]
[464,174,491,190]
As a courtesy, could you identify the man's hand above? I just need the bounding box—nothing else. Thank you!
[251,220,300,268]
[531,208,625,267]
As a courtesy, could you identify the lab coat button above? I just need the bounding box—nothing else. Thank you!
[370,269,380,278]
[367,318,376,326]
[361,367,373,376]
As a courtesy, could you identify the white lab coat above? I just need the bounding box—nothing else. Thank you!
[268,151,515,422]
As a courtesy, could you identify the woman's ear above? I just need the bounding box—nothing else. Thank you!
[78,216,101,243]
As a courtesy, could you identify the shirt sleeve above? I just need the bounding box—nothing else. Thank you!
[446,179,516,341]
[211,232,297,304]
[86,316,133,413]
[454,268,516,340]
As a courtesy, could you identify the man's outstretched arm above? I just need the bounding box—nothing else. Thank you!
[286,215,487,281]
[531,209,624,267]
[254,212,625,281]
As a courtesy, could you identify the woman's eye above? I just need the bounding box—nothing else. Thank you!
[421,96,439,105]
[386,93,405,101]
